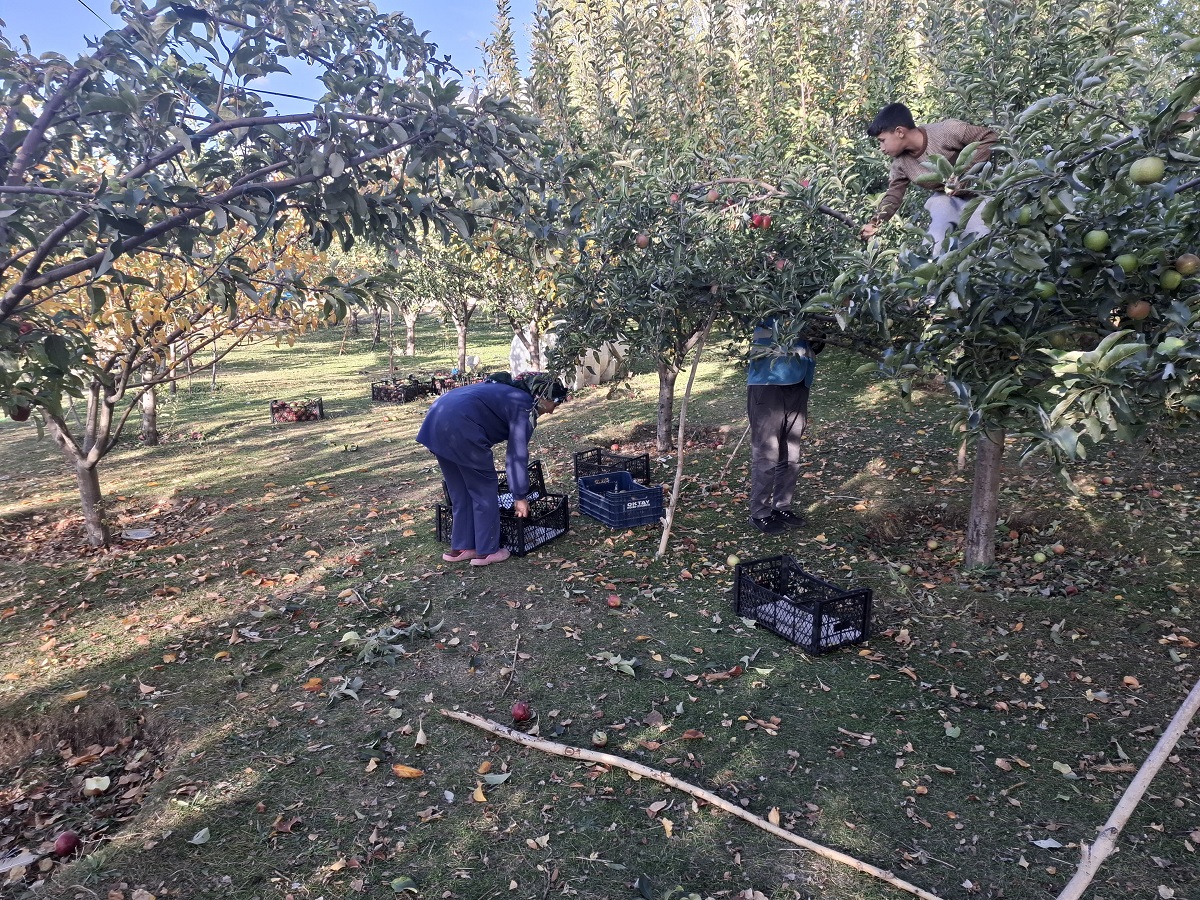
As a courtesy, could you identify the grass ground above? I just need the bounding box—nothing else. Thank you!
[1,318,1197,900]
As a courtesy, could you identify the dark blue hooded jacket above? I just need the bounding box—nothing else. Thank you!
[416,382,537,499]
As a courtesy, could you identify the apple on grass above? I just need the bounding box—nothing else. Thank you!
[54,831,81,856]
[511,701,532,722]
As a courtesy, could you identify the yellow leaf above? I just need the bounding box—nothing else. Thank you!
[767,807,780,825]
[661,817,674,838]
[365,758,378,773]
[472,781,487,803]
[62,689,90,702]
[214,650,231,660]
[478,760,493,775]
[391,763,424,778]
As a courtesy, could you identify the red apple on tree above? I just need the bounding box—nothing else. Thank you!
[705,189,720,203]
[635,233,650,249]
[9,404,31,422]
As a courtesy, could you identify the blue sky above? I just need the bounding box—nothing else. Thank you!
[1,0,534,108]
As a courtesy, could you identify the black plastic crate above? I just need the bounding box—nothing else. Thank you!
[371,377,438,403]
[270,398,324,423]
[577,471,664,528]
[733,555,871,655]
[573,447,652,483]
[435,493,570,556]
[442,460,546,510]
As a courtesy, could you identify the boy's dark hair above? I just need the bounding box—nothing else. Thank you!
[867,103,917,137]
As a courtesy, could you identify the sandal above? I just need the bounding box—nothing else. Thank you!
[470,548,512,566]
[442,549,477,562]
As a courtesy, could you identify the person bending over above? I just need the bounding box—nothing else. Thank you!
[417,372,566,566]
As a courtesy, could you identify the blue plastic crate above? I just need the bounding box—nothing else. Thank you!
[733,555,872,655]
[577,471,664,528]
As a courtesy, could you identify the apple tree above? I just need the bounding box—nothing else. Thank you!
[819,24,1200,567]
[0,0,545,544]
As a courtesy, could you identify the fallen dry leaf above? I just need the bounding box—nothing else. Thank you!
[391,763,424,779]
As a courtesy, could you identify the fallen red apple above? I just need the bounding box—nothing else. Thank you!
[611,443,621,452]
[591,731,608,747]
[53,830,80,856]
[1064,585,1080,596]
[606,595,621,608]
[511,701,532,722]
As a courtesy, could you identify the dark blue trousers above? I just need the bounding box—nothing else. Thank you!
[437,455,501,555]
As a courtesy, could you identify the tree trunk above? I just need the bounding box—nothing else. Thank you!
[348,308,360,337]
[457,323,469,376]
[656,363,680,453]
[371,308,382,347]
[388,308,396,374]
[964,428,1005,567]
[73,460,111,547]
[141,383,158,446]
[529,319,542,371]
[405,309,418,357]
[48,418,111,548]
[210,341,218,392]
[658,314,715,558]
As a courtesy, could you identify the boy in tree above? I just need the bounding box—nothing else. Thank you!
[859,102,998,245]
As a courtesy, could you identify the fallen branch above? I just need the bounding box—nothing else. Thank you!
[440,707,945,900]
[1056,674,1200,900]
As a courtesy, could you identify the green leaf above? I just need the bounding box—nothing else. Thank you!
[44,334,72,371]
[390,876,419,893]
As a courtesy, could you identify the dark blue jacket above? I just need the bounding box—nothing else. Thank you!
[416,382,536,499]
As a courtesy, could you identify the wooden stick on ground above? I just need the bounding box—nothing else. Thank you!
[440,707,945,900]
[1056,674,1200,900]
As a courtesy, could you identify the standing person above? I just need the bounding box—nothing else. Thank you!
[417,372,566,566]
[747,320,819,534]
[859,102,998,245]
